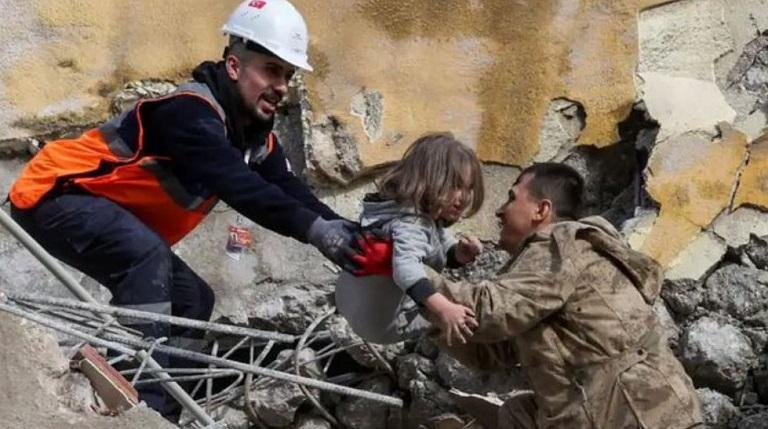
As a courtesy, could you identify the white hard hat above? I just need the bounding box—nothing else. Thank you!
[222,0,313,72]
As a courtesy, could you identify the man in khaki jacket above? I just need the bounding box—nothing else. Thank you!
[430,163,703,429]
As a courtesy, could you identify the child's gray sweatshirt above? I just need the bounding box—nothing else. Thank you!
[360,197,458,303]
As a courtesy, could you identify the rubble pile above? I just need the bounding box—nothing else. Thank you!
[0,312,177,429]
[2,2,768,428]
[656,239,768,428]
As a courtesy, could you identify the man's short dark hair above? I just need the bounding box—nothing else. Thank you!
[518,163,584,220]
[224,36,279,62]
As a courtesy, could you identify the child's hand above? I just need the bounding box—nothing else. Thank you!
[455,235,483,265]
[425,293,479,346]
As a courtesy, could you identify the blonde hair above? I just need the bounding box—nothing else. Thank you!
[378,132,484,218]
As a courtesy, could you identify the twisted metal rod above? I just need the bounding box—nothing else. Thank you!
[295,308,340,427]
[2,301,404,406]
[9,293,295,343]
[0,209,214,426]
[0,299,215,425]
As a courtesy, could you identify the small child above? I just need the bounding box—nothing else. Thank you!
[336,132,484,345]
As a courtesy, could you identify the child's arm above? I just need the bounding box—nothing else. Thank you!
[390,217,439,303]
[391,218,477,344]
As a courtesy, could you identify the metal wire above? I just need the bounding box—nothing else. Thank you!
[133,371,241,386]
[0,210,214,426]
[20,306,403,406]
[131,337,167,385]
[295,308,340,427]
[9,293,295,343]
[0,299,216,426]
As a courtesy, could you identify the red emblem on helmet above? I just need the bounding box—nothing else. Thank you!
[248,0,267,9]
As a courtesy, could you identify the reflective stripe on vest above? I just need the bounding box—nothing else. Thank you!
[10,82,275,245]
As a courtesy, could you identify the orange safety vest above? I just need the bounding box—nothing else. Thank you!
[9,82,275,245]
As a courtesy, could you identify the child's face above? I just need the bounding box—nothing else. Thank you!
[436,188,470,223]
[436,169,473,224]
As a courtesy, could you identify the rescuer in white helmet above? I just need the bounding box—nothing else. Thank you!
[9,0,386,419]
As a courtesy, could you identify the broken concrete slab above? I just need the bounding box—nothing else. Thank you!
[621,209,658,251]
[642,127,747,266]
[406,378,459,428]
[733,136,768,211]
[661,278,704,318]
[396,353,437,391]
[743,234,768,270]
[335,376,395,429]
[717,2,768,137]
[435,350,526,395]
[110,80,177,116]
[304,115,365,186]
[0,312,175,429]
[639,73,738,142]
[665,231,727,281]
[292,415,333,429]
[174,209,336,327]
[712,207,768,248]
[248,376,307,427]
[638,0,739,142]
[350,88,384,143]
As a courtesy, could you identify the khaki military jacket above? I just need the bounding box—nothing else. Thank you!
[431,217,703,429]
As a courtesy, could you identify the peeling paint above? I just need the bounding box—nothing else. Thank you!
[294,0,672,167]
[535,98,585,162]
[643,126,748,266]
[0,0,238,139]
[640,73,738,142]
[350,89,384,143]
[734,135,768,210]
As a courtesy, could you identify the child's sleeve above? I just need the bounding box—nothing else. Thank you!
[438,228,463,268]
[390,217,437,305]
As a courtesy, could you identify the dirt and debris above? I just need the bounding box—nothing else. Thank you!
[0,312,176,429]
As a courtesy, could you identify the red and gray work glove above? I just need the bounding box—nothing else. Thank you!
[307,217,362,272]
[350,231,394,276]
[307,218,394,275]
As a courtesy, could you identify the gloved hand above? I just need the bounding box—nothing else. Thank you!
[307,217,361,272]
[350,231,394,276]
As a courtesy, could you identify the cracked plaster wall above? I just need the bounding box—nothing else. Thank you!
[2,0,768,331]
[295,0,673,168]
[635,0,768,275]
[3,2,768,425]
[0,0,239,139]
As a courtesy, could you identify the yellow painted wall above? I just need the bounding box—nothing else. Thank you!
[294,0,675,166]
[0,0,239,136]
[2,0,672,165]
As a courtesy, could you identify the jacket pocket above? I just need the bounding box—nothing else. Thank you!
[618,357,700,429]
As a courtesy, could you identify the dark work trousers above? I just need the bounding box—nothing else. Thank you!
[11,193,215,417]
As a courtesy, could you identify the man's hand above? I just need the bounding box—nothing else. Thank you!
[424,293,479,346]
[455,235,483,265]
[350,231,394,276]
[306,217,361,272]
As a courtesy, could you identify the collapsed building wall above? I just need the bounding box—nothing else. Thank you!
[2,0,768,427]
